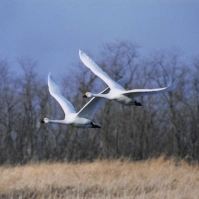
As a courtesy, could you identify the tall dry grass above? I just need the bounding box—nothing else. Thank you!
[0,157,199,199]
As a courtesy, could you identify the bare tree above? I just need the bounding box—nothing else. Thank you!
[0,42,199,164]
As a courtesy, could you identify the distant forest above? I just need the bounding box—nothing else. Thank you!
[0,41,199,164]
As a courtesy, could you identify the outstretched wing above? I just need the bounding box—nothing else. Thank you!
[123,81,175,98]
[79,50,124,90]
[48,73,76,116]
[77,76,128,120]
[77,87,109,120]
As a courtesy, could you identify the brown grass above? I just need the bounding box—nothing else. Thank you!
[0,157,199,199]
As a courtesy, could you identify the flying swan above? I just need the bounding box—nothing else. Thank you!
[41,73,127,128]
[79,50,175,106]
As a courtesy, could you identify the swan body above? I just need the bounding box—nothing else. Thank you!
[83,91,134,105]
[79,50,175,106]
[41,73,127,128]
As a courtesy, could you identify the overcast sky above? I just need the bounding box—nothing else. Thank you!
[0,0,199,77]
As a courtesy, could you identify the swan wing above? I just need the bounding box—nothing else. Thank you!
[77,76,128,120]
[77,87,109,120]
[48,73,76,115]
[123,81,175,98]
[116,75,130,86]
[79,50,124,90]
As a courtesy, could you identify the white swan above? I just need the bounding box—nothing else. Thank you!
[41,73,127,128]
[79,50,175,106]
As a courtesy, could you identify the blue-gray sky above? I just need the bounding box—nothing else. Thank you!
[0,0,199,77]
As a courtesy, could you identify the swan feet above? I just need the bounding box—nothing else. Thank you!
[134,100,142,106]
[91,122,101,128]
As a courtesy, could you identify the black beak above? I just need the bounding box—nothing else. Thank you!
[41,119,45,123]
[83,94,87,98]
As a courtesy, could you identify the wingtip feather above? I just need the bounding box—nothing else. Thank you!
[48,72,56,89]
[48,72,53,82]
[79,50,93,69]
[168,80,176,89]
[48,72,51,79]
[79,49,84,58]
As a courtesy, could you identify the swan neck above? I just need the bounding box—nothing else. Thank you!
[93,93,109,99]
[49,119,66,124]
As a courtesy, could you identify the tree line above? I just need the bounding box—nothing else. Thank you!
[0,41,199,164]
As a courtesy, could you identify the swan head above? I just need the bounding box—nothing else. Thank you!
[41,118,50,123]
[83,92,93,98]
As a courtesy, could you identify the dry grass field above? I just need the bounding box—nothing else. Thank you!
[0,157,199,199]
